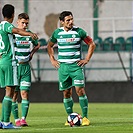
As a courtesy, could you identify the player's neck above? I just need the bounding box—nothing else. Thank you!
[64,27,72,32]
[4,17,13,23]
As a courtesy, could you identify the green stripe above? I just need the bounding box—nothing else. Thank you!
[16,52,30,56]
[58,55,80,59]
[58,48,80,52]
[16,45,30,48]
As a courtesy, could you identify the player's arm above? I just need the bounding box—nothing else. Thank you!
[83,36,96,62]
[29,42,40,61]
[12,27,38,40]
[77,36,96,67]
[47,41,60,68]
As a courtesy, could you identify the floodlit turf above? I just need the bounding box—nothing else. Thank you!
[0,103,132,133]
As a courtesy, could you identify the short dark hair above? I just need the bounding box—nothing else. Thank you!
[18,13,29,20]
[2,4,14,19]
[59,11,73,21]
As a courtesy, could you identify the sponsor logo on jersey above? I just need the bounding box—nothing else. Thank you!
[16,41,30,45]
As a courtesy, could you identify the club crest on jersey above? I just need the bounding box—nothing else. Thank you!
[72,34,76,38]
[26,38,29,41]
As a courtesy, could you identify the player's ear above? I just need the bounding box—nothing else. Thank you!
[60,20,64,26]
[16,20,19,26]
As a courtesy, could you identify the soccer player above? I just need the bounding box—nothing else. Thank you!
[0,4,38,129]
[11,13,40,127]
[47,11,96,126]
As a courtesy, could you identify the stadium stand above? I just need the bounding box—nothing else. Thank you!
[113,37,125,51]
[94,36,103,51]
[38,38,47,52]
[102,37,113,51]
[125,36,132,51]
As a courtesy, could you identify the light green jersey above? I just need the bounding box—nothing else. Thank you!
[15,30,38,63]
[0,21,15,65]
[50,26,87,63]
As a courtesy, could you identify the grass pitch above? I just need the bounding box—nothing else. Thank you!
[0,103,132,133]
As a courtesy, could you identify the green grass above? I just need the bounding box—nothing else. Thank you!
[0,103,133,133]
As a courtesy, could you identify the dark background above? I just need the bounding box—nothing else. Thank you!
[0,81,132,103]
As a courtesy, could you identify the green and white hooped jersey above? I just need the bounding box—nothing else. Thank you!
[15,30,38,63]
[50,26,87,64]
[0,21,15,65]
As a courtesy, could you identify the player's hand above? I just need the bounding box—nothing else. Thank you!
[51,59,60,68]
[77,59,89,67]
[30,33,38,40]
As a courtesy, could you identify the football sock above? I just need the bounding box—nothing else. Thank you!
[21,99,29,119]
[79,95,88,118]
[63,97,73,115]
[2,96,12,122]
[12,102,19,120]
[1,100,4,122]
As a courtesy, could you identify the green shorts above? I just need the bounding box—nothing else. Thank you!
[0,64,18,88]
[15,63,31,91]
[58,62,85,91]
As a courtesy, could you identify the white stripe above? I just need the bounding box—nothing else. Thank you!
[16,55,30,62]
[15,34,30,37]
[59,51,80,56]
[58,44,80,49]
[12,64,18,85]
[58,58,80,63]
[15,47,30,52]
[58,31,78,35]
[16,55,30,59]
[8,34,15,60]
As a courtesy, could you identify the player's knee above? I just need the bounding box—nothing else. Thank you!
[76,88,85,96]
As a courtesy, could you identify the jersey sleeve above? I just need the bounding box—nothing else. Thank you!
[32,39,38,46]
[78,28,88,40]
[49,30,58,43]
[27,29,38,46]
[4,22,15,34]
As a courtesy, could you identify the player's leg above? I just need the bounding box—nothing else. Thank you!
[20,90,29,126]
[1,65,19,129]
[58,63,74,125]
[75,87,88,118]
[0,66,5,123]
[3,86,15,123]
[19,64,31,126]
[12,89,21,126]
[71,63,90,126]
[75,87,90,126]
[63,88,73,115]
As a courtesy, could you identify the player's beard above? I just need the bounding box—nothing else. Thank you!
[66,24,73,30]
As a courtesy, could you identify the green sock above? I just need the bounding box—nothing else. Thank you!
[63,97,73,115]
[2,96,12,122]
[12,102,19,120]
[1,100,4,122]
[21,99,29,119]
[79,95,88,118]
